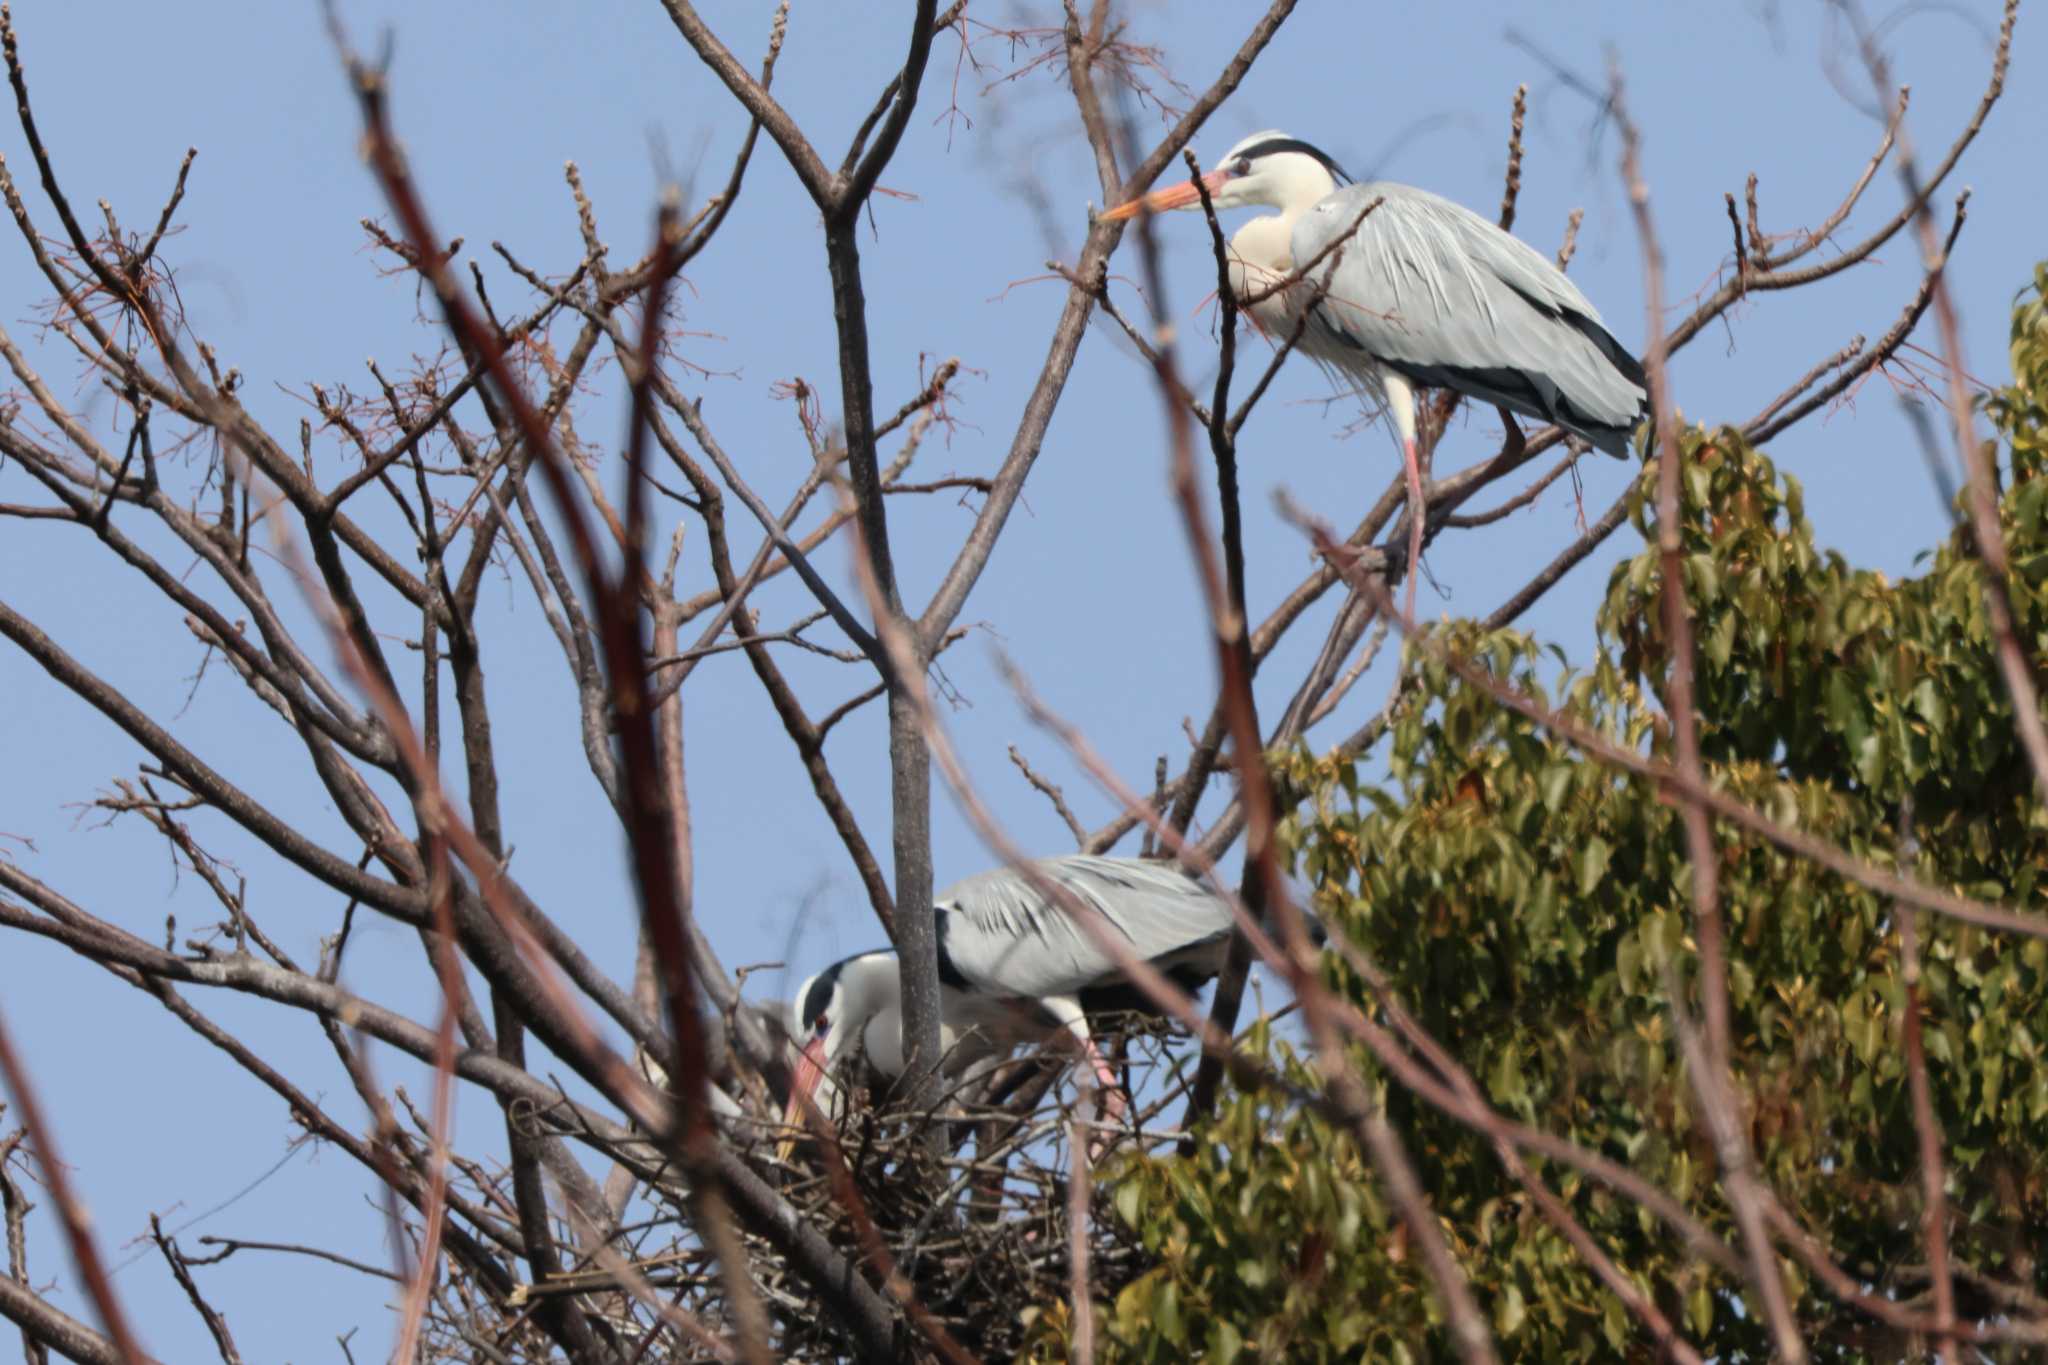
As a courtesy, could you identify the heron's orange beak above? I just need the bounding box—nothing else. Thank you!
[1100,169,1232,221]
[775,1034,829,1162]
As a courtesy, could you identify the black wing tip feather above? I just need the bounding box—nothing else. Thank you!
[1564,311,1648,393]
[1502,281,1648,393]
[1385,357,1642,459]
[1381,279,1649,457]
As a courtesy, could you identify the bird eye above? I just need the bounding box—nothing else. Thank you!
[812,1013,831,1037]
[1232,157,1252,176]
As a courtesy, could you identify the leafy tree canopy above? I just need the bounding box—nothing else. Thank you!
[1045,264,2048,1362]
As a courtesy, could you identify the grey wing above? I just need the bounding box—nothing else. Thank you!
[934,855,1234,1000]
[1294,182,1647,453]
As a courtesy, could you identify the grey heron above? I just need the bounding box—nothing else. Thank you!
[778,855,1239,1158]
[1103,130,1648,615]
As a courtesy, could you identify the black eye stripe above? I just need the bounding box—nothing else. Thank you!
[1232,138,1353,186]
[799,961,845,1032]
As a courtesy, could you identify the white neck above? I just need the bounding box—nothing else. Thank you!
[1230,215,1296,275]
[1217,149,1335,298]
[1253,152,1337,218]
[833,952,901,1036]
[819,951,1020,1083]
[796,951,899,1119]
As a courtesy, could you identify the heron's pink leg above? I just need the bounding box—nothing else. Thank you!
[1076,1033,1123,1164]
[1401,436,1424,623]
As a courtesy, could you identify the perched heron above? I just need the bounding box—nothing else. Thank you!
[778,855,1240,1158]
[1103,130,1648,615]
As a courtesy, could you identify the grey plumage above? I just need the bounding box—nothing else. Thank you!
[1104,127,1648,622]
[933,854,1236,1004]
[1294,181,1647,456]
[781,856,1244,1136]
[1106,129,1649,460]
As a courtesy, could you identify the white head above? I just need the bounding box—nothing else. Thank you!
[1103,130,1350,220]
[779,951,899,1156]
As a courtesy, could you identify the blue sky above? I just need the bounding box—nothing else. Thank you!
[1,2,2039,1357]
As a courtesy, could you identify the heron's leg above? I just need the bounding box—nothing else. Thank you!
[1077,1031,1124,1165]
[1383,369,1424,622]
[1494,403,1526,460]
[1043,997,1121,1161]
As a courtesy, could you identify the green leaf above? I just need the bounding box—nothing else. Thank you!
[1576,835,1613,896]
[1494,1283,1526,1338]
[1115,1180,1144,1231]
[1155,1278,1185,1345]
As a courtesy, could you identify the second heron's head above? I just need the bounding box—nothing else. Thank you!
[778,951,899,1158]
[1102,130,1350,221]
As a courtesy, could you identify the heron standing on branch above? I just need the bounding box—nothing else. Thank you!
[778,855,1241,1160]
[1104,130,1648,616]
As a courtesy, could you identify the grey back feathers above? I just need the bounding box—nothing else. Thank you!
[783,855,1304,1105]
[1293,181,1647,456]
[933,855,1235,1001]
[784,852,1265,1099]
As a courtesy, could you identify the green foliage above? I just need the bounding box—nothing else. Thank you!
[1036,271,2048,1360]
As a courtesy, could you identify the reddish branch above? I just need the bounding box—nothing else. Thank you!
[0,1005,149,1362]
[332,52,783,1362]
[1115,124,1499,1362]
[1852,1,2048,809]
[1616,72,1804,1363]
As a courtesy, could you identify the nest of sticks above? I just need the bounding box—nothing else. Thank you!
[768,1034,1186,1358]
[460,1019,1192,1361]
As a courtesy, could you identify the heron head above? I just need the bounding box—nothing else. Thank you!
[778,961,849,1158]
[778,952,906,1160]
[1102,130,1350,221]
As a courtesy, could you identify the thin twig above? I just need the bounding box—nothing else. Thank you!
[0,1002,148,1362]
[148,1218,242,1365]
[1066,1107,1094,1364]
[1497,84,1527,232]
[1892,798,1954,1355]
[1008,746,1087,847]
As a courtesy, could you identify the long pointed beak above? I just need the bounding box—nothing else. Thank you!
[775,1035,829,1162]
[1100,169,1231,221]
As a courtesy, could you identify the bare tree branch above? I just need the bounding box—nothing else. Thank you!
[1615,69,1805,1361]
